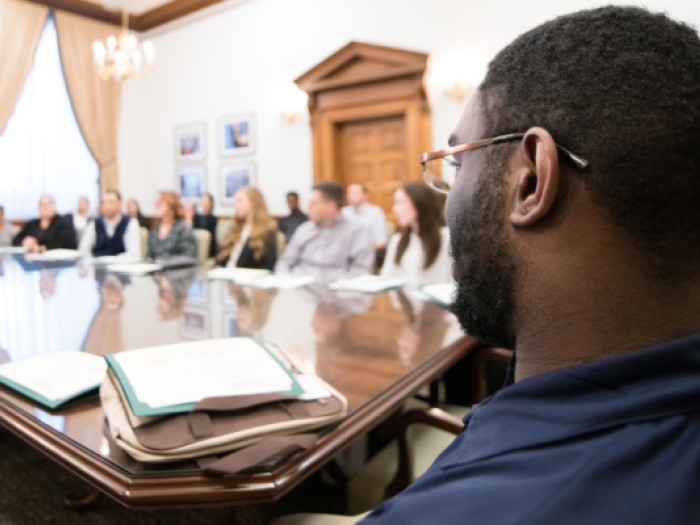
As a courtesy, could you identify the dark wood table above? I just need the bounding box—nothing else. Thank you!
[0,256,474,510]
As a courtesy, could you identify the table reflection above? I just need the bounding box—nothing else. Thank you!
[0,257,464,476]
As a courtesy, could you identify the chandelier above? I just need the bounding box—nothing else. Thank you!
[92,5,155,82]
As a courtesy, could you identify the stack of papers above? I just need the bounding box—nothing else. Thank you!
[329,274,405,293]
[207,269,314,289]
[26,249,82,261]
[105,338,305,417]
[0,352,106,410]
[207,267,271,285]
[107,262,163,275]
[421,282,456,307]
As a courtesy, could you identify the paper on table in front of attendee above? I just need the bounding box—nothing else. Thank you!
[107,338,300,412]
[27,249,82,261]
[329,274,405,293]
[421,282,456,307]
[0,351,106,407]
[295,374,332,401]
[88,255,141,265]
[248,274,315,289]
[0,246,27,254]
[107,262,162,275]
[207,267,271,285]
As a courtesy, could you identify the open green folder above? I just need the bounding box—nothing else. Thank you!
[0,351,106,410]
[104,338,305,418]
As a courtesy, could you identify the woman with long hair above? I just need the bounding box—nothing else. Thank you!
[216,187,278,270]
[146,191,196,259]
[126,199,150,229]
[380,182,451,287]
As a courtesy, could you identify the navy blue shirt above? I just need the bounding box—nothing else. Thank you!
[361,333,700,524]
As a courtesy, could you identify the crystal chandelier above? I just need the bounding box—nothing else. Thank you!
[92,4,155,82]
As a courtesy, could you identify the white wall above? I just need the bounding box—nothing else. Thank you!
[118,0,700,217]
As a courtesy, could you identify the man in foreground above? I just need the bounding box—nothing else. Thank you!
[276,6,700,524]
[275,182,373,280]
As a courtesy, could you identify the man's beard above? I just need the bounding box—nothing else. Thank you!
[450,160,517,349]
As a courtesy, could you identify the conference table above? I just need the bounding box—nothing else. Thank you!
[0,254,474,512]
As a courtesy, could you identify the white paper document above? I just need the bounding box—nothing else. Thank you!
[0,351,106,403]
[110,338,296,409]
[88,255,141,265]
[421,282,456,306]
[0,246,27,254]
[207,267,271,284]
[248,274,316,289]
[329,274,405,293]
[27,249,82,261]
[107,262,162,275]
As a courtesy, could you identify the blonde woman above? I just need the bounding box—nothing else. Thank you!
[216,187,278,270]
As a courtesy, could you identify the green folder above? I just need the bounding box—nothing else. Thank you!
[0,352,105,411]
[105,339,305,418]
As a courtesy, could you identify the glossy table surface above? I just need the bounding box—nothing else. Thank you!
[0,255,474,509]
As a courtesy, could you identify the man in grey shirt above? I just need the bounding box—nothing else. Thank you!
[275,181,374,281]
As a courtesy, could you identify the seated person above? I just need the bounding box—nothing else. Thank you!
[193,192,218,258]
[0,205,17,247]
[277,7,700,525]
[181,201,196,227]
[342,184,387,251]
[78,190,141,259]
[275,182,374,280]
[13,195,76,252]
[380,182,450,288]
[126,198,150,229]
[278,191,308,241]
[146,191,196,259]
[216,186,277,270]
[68,196,91,242]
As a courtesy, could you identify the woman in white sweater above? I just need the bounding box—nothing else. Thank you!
[380,182,451,288]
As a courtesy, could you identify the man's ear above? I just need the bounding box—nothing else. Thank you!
[510,127,561,227]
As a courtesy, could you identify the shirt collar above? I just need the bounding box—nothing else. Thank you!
[442,332,700,467]
[103,214,123,226]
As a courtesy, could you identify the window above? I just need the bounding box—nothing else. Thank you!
[0,14,99,220]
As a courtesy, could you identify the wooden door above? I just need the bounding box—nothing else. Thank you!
[336,115,407,221]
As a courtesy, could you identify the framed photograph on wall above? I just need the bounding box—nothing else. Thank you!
[218,113,255,157]
[178,306,211,340]
[222,312,240,338]
[186,276,209,304]
[219,162,256,206]
[176,165,206,200]
[174,122,206,161]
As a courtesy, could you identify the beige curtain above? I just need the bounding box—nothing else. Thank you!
[54,10,121,191]
[0,0,49,135]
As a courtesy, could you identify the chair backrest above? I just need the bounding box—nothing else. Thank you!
[194,229,212,262]
[216,218,233,247]
[276,230,286,256]
[386,221,396,241]
[139,227,148,257]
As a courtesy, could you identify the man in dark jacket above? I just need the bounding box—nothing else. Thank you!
[193,192,218,258]
[13,196,76,252]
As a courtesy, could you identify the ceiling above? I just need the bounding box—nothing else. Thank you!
[28,0,228,31]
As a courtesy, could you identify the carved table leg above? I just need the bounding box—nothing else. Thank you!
[64,488,103,510]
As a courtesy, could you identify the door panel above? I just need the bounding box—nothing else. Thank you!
[337,115,407,222]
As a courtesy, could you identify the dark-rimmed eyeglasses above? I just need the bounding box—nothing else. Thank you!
[421,132,589,194]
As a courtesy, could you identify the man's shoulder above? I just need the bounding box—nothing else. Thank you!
[292,220,315,235]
